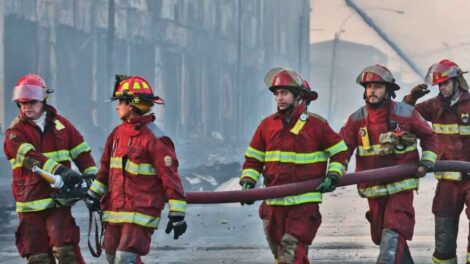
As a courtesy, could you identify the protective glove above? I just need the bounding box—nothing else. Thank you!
[316,173,340,193]
[239,180,255,206]
[404,84,429,105]
[54,165,82,188]
[84,191,101,212]
[165,215,187,240]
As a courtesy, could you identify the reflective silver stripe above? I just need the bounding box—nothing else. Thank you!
[435,172,461,181]
[16,198,56,212]
[168,199,187,213]
[241,168,261,182]
[266,192,322,205]
[43,150,70,162]
[110,157,156,176]
[102,211,160,228]
[70,141,92,160]
[358,144,417,157]
[358,178,419,198]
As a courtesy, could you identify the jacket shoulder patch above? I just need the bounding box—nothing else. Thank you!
[147,122,167,139]
[307,112,327,123]
[393,102,414,117]
[8,116,21,129]
[351,106,367,121]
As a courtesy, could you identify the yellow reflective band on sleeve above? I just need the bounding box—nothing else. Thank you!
[102,211,160,228]
[290,117,307,135]
[110,157,156,176]
[325,140,348,156]
[467,252,470,263]
[9,159,21,169]
[168,199,187,213]
[266,192,322,206]
[265,150,329,164]
[461,126,470,135]
[241,168,261,182]
[16,198,56,212]
[357,144,417,157]
[421,151,437,164]
[435,172,462,181]
[16,143,35,166]
[245,146,266,162]
[432,256,457,264]
[43,159,59,174]
[327,162,345,176]
[70,141,92,160]
[90,180,107,196]
[43,150,71,162]
[358,178,419,198]
[82,166,98,175]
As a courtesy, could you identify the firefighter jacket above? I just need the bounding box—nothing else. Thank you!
[3,105,97,212]
[339,100,438,198]
[413,91,470,181]
[240,105,349,206]
[89,114,186,229]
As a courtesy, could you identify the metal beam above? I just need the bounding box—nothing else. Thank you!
[345,0,424,78]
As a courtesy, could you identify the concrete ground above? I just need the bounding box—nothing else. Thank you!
[0,177,469,263]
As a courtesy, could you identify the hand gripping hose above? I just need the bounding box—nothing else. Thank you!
[186,161,470,204]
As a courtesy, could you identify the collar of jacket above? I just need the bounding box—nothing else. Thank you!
[438,90,470,104]
[121,114,155,136]
[365,100,393,124]
[274,104,305,121]
[19,104,58,132]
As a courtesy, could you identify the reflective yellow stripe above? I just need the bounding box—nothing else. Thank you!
[43,150,70,162]
[70,141,92,160]
[421,150,437,164]
[17,143,35,165]
[245,146,266,162]
[358,178,419,198]
[467,252,470,263]
[357,144,417,156]
[432,256,457,264]
[328,162,345,176]
[325,140,348,156]
[43,159,59,173]
[110,157,156,175]
[102,211,160,228]
[241,168,261,182]
[290,117,307,135]
[435,172,462,181]
[433,123,459,134]
[168,199,187,213]
[432,123,470,135]
[82,166,98,175]
[265,150,328,164]
[90,180,107,196]
[9,159,21,169]
[266,192,322,205]
[16,198,56,212]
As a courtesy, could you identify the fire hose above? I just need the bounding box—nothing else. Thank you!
[185,160,470,204]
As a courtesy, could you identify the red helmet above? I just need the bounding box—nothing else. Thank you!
[356,65,400,91]
[425,59,469,90]
[264,67,318,101]
[301,80,318,101]
[111,75,164,104]
[12,74,53,102]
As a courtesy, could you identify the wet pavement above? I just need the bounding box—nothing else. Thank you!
[0,177,469,263]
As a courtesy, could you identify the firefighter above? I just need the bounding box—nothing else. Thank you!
[85,75,187,264]
[3,74,98,263]
[404,59,470,263]
[240,67,349,264]
[339,65,437,263]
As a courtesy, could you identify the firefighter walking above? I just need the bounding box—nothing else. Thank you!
[3,74,98,263]
[85,75,187,264]
[339,65,438,263]
[240,67,349,264]
[404,59,470,263]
